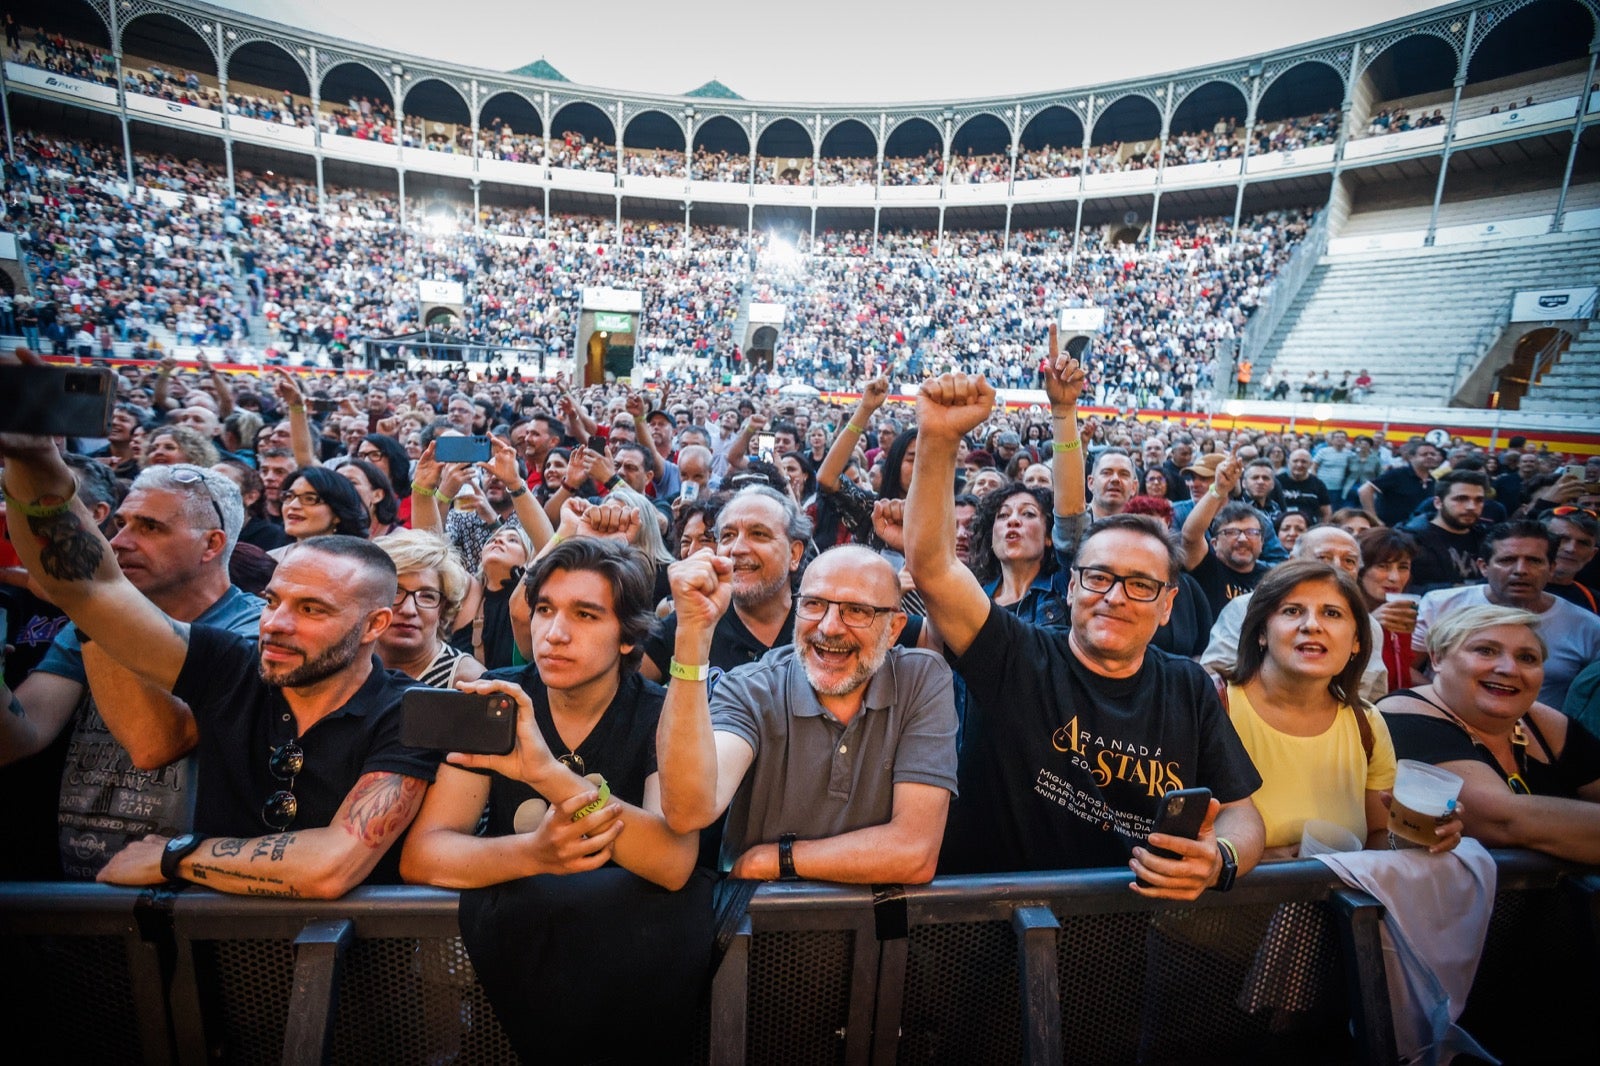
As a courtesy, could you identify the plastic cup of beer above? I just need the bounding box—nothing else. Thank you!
[1300,818,1363,857]
[1388,759,1463,849]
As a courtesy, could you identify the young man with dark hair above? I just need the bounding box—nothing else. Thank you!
[1402,469,1489,593]
[402,537,709,1063]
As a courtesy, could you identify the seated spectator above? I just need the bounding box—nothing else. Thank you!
[1380,605,1600,864]
[399,538,709,1063]
[1220,561,1460,857]
[656,545,957,881]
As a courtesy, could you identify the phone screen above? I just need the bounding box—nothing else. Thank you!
[757,433,777,459]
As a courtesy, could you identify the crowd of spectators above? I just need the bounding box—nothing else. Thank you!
[9,126,1311,414]
[1364,106,1449,137]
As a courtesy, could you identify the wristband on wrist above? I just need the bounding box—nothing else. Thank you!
[289,404,306,413]
[570,778,610,821]
[1052,439,1081,453]
[843,422,866,435]
[778,833,800,881]
[1208,485,1223,499]
[507,485,528,499]
[547,532,565,547]
[3,489,77,520]
[668,658,709,682]
[604,473,624,491]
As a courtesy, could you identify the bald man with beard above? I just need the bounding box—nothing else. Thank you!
[656,545,957,883]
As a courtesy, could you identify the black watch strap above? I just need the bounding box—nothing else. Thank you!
[777,833,799,881]
[1211,837,1238,893]
[161,833,205,883]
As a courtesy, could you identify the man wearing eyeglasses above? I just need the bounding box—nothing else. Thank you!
[1180,458,1272,620]
[905,371,1263,899]
[656,544,957,882]
[1,388,438,897]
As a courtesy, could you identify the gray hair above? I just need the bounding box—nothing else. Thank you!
[720,484,814,544]
[130,462,244,567]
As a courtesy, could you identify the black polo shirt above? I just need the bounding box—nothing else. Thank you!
[1370,465,1433,527]
[172,625,441,883]
[643,601,798,679]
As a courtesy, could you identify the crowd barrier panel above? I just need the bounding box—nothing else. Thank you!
[2,850,1595,1065]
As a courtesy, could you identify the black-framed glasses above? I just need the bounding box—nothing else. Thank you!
[1071,566,1171,603]
[282,490,324,509]
[795,595,900,628]
[394,587,444,610]
[262,738,303,830]
[169,466,225,531]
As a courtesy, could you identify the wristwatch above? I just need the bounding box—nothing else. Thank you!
[777,833,800,881]
[161,833,205,884]
[1211,837,1238,893]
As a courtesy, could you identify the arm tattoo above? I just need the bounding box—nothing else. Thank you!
[210,838,246,858]
[342,773,427,849]
[26,510,106,583]
[250,833,297,862]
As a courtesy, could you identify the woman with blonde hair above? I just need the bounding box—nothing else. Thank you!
[1379,603,1600,862]
[141,424,219,468]
[373,529,486,686]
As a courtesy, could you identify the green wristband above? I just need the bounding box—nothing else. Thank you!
[571,778,610,821]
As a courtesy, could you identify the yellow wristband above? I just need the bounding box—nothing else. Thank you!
[1052,439,1081,453]
[669,658,709,682]
[548,532,565,546]
[843,422,866,435]
[571,778,610,821]
[4,489,76,519]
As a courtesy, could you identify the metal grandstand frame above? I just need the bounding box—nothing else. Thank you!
[2,0,1595,250]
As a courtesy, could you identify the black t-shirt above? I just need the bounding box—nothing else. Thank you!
[239,515,291,551]
[1382,708,1600,799]
[171,625,442,883]
[1371,465,1432,527]
[1404,521,1486,593]
[940,603,1261,875]
[478,665,663,829]
[1276,473,1330,518]
[1152,571,1215,659]
[1187,546,1268,620]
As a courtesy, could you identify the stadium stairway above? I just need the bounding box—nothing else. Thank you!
[1256,231,1600,406]
[1521,327,1600,412]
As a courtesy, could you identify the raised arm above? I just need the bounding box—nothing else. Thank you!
[271,370,320,469]
[723,411,765,475]
[479,435,554,550]
[625,392,665,479]
[902,373,1000,657]
[101,770,429,899]
[1180,457,1240,570]
[201,355,235,420]
[1042,326,1088,521]
[654,552,752,832]
[817,378,887,492]
[0,432,191,693]
[408,441,445,534]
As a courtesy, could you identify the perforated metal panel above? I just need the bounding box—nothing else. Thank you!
[330,937,518,1065]
[8,934,146,1063]
[747,929,853,1065]
[1056,902,1352,1066]
[896,919,1021,1064]
[1461,885,1593,1062]
[205,938,295,1066]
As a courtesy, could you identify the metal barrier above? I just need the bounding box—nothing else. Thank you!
[2,851,1595,1066]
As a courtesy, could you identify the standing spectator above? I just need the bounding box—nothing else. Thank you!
[1543,508,1599,614]
[1278,449,1332,523]
[1402,471,1489,593]
[1360,441,1442,527]
[1182,460,1271,619]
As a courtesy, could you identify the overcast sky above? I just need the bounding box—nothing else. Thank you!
[214,0,1449,103]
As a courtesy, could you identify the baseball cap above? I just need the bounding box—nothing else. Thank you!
[1183,455,1226,478]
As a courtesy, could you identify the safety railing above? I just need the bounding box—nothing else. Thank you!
[2,850,1595,1066]
[1239,209,1330,371]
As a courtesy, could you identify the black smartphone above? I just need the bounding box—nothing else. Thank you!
[587,434,608,453]
[307,397,338,415]
[1145,787,1213,860]
[400,687,516,755]
[434,434,491,464]
[0,365,115,437]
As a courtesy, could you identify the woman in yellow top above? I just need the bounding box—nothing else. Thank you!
[1222,560,1462,857]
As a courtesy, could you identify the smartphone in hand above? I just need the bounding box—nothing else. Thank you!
[434,435,492,464]
[1136,787,1213,887]
[400,688,516,755]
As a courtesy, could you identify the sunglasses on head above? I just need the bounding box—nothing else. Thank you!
[169,466,225,530]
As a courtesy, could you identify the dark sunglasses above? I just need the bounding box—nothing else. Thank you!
[262,738,303,830]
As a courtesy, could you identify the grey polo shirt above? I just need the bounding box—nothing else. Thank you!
[709,644,959,871]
